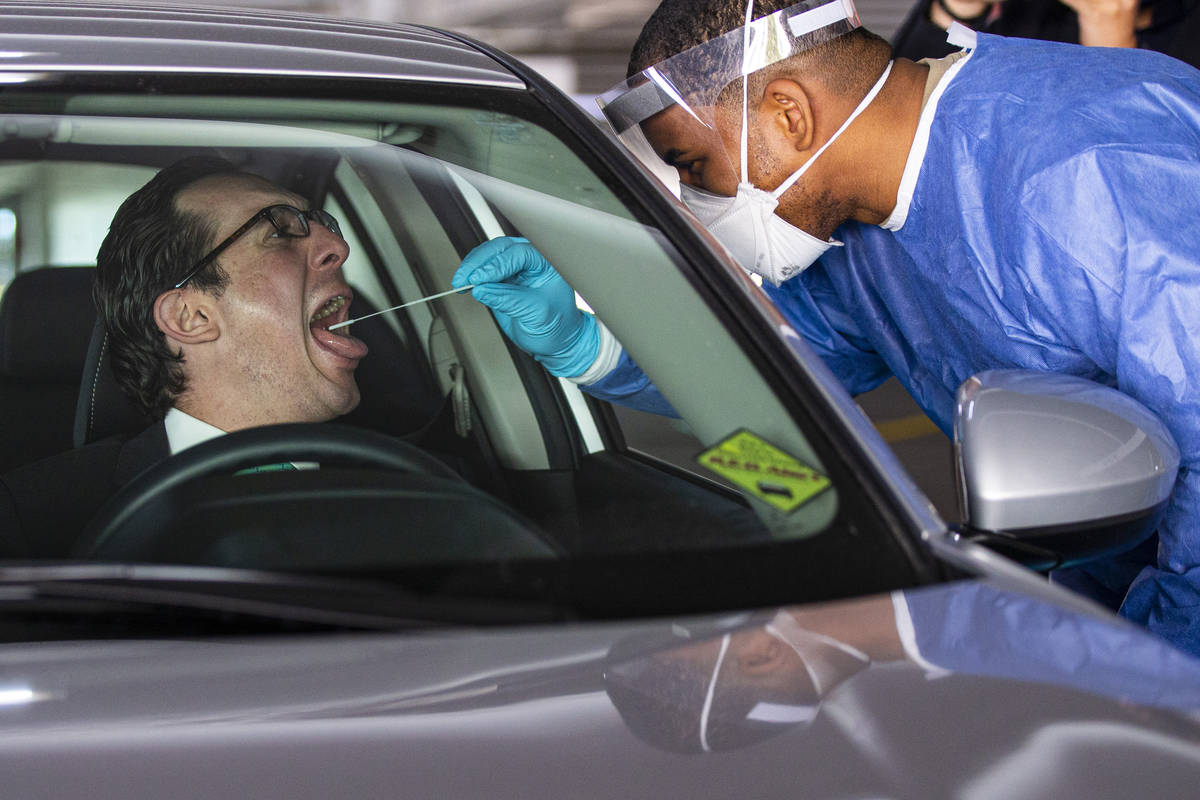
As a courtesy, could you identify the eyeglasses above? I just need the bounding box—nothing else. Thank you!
[174,204,343,289]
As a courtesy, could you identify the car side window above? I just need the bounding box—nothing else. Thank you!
[0,161,157,279]
[610,404,711,476]
[0,207,15,289]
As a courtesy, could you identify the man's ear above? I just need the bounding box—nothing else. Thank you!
[153,289,220,347]
[761,78,816,153]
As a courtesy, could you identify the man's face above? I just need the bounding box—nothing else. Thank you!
[174,174,367,426]
[641,100,795,201]
[641,106,740,196]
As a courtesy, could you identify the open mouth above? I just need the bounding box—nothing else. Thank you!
[309,295,349,328]
[309,293,368,362]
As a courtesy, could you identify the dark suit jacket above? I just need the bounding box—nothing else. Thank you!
[0,423,169,558]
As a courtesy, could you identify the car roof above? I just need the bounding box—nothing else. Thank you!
[0,1,526,88]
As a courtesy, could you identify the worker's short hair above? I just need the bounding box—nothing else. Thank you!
[629,0,892,103]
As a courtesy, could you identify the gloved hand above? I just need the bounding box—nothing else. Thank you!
[452,237,599,378]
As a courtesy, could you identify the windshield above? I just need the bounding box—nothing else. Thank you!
[0,76,934,626]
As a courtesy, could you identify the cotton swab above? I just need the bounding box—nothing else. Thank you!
[327,285,474,330]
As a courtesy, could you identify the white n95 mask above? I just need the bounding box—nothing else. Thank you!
[680,181,841,286]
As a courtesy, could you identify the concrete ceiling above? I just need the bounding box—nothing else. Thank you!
[170,0,915,92]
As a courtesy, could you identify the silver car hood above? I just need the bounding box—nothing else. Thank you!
[0,576,1197,798]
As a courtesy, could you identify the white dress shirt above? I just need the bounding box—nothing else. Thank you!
[163,408,315,468]
[163,407,225,455]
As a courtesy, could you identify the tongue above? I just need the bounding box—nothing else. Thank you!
[310,324,369,361]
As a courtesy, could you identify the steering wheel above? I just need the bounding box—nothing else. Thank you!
[74,422,467,560]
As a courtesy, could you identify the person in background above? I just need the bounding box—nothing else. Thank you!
[891,0,1199,67]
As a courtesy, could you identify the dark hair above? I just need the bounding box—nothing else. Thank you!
[629,0,891,101]
[94,156,243,420]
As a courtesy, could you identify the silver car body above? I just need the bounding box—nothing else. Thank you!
[0,3,1197,797]
[0,603,1195,798]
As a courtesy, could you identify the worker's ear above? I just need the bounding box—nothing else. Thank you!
[760,78,816,154]
[732,630,790,677]
[153,288,220,347]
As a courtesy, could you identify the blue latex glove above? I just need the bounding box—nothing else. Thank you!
[452,237,599,378]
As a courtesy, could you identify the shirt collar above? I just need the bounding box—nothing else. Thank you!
[880,49,972,232]
[163,407,226,456]
[163,407,317,470]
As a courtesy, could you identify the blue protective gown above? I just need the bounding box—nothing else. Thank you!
[901,581,1200,708]
[586,34,1200,657]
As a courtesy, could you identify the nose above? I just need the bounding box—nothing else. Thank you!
[308,221,348,273]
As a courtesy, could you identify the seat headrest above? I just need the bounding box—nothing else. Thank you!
[0,267,97,381]
[74,317,153,446]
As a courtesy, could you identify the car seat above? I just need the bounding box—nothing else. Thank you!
[0,267,98,471]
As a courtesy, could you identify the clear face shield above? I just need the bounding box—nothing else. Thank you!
[597,0,862,194]
[597,1,868,284]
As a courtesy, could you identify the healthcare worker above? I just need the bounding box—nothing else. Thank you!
[451,0,1200,657]
[603,583,1200,755]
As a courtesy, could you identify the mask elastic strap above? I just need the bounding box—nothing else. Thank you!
[698,633,731,753]
[739,0,756,184]
[771,59,894,200]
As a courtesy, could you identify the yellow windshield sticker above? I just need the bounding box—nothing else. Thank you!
[697,430,831,513]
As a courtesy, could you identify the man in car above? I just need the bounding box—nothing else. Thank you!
[451,0,1200,658]
[0,156,369,556]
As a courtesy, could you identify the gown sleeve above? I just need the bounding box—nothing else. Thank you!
[900,582,1200,706]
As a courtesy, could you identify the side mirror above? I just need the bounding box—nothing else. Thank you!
[954,370,1179,570]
